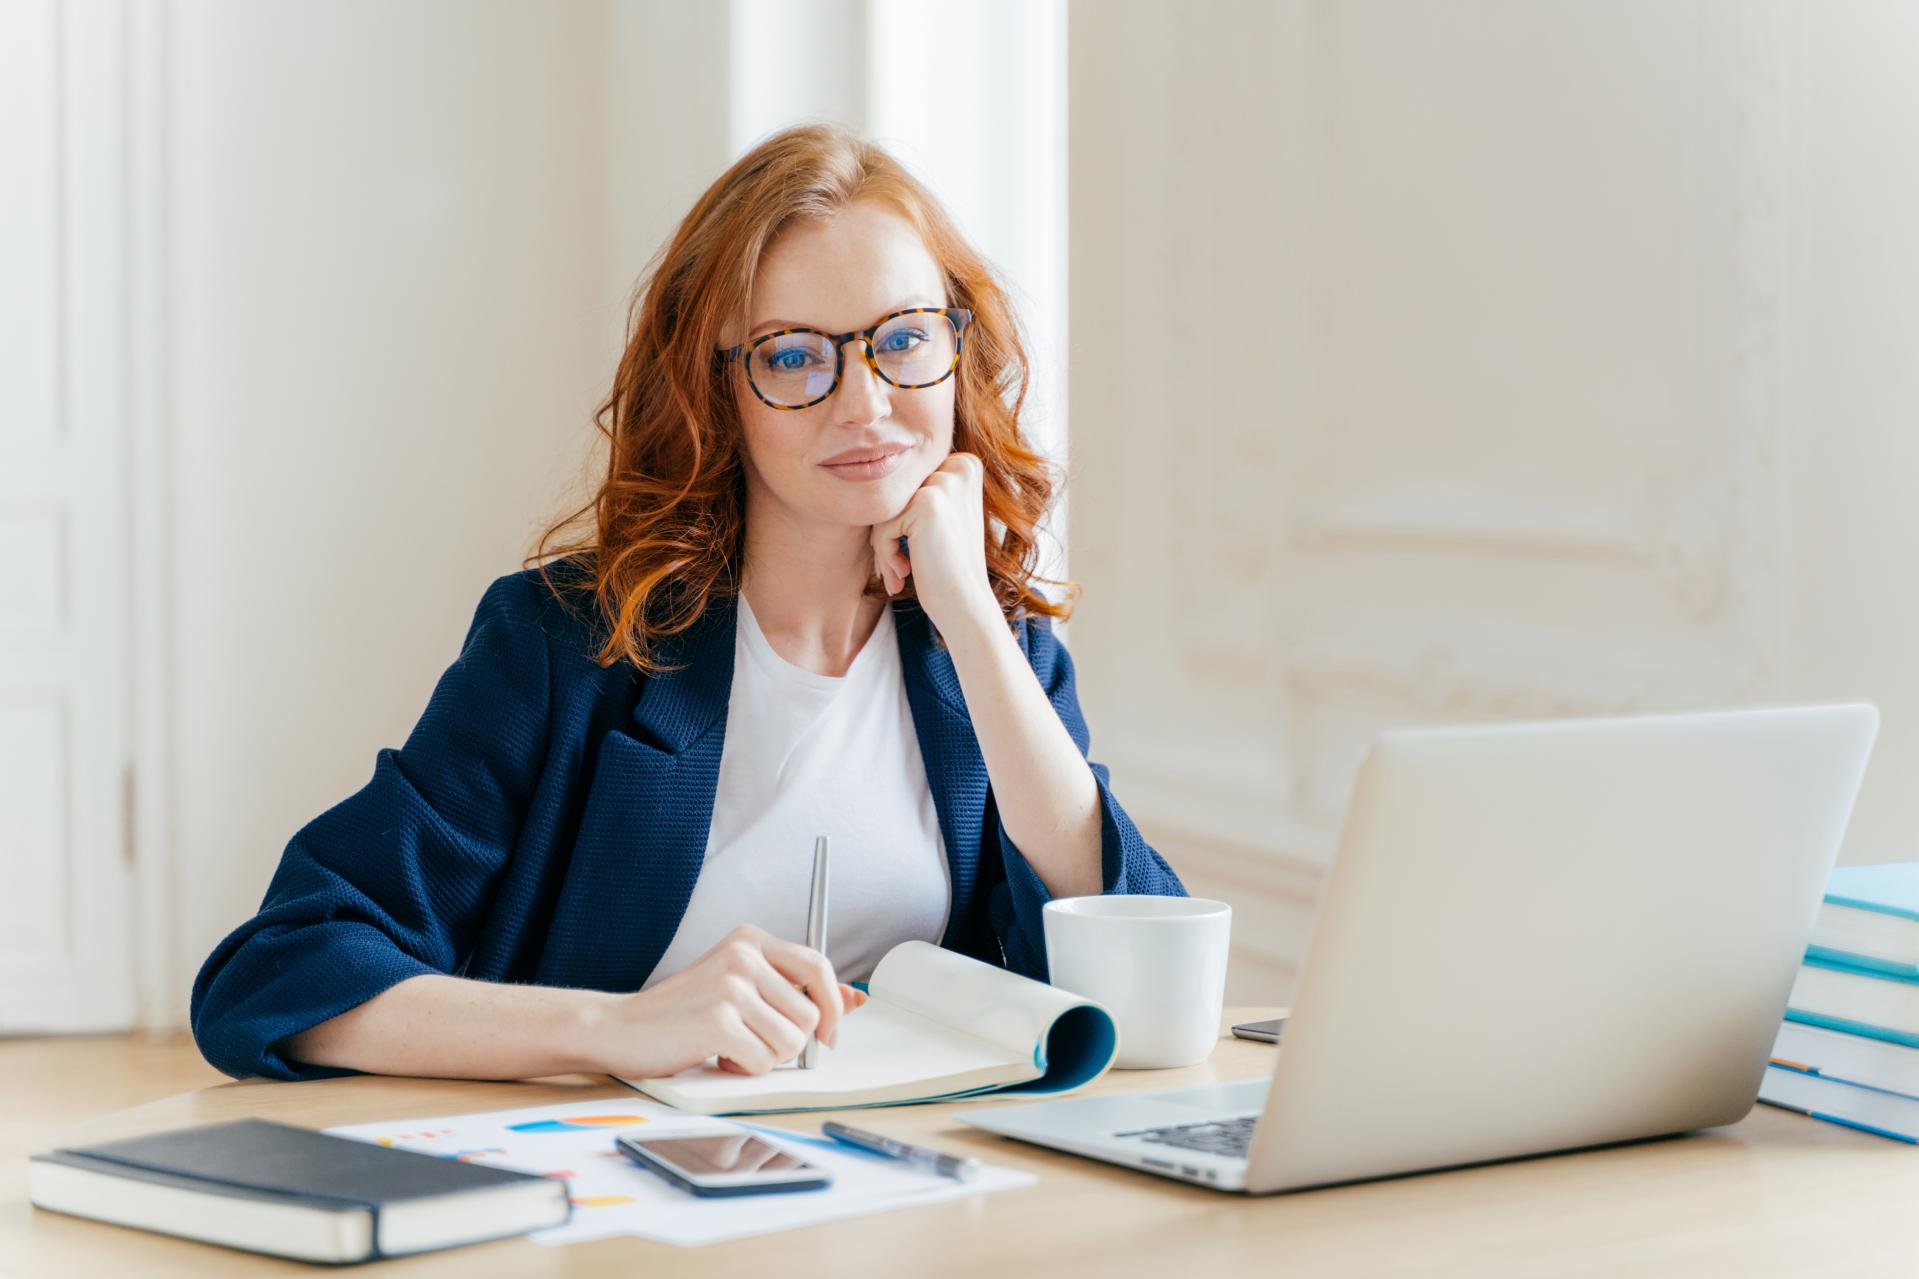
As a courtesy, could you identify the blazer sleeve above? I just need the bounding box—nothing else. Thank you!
[189,572,553,1081]
[986,616,1186,981]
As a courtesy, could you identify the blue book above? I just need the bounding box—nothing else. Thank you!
[1808,863,1919,977]
[1773,1019,1919,1099]
[1786,955,1919,1047]
[1759,1063,1919,1143]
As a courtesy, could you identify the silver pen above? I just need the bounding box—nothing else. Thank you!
[821,1122,982,1182]
[800,835,830,1069]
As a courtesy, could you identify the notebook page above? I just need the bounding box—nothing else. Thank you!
[868,941,1092,1062]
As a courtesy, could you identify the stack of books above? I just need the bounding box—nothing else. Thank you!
[1761,863,1919,1142]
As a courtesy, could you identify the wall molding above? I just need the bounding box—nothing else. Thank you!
[127,0,178,1032]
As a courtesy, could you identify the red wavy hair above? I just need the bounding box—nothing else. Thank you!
[529,123,1077,674]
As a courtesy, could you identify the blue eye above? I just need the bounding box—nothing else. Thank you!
[879,328,929,353]
[764,347,819,373]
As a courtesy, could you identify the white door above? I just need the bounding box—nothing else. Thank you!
[0,0,135,1032]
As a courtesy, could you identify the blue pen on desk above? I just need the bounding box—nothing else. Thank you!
[821,1122,981,1182]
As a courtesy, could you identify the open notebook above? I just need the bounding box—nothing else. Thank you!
[619,941,1119,1115]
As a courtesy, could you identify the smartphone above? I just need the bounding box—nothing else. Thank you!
[614,1131,832,1198]
[1230,1017,1286,1043]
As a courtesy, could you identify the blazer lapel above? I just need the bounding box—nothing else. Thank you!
[631,591,738,755]
[893,600,996,959]
[543,591,738,991]
[622,590,740,979]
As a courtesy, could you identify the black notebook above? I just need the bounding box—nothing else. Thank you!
[29,1118,571,1263]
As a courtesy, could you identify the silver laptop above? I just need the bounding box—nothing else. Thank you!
[962,704,1879,1194]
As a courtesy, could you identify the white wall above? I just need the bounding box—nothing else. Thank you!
[1781,0,1919,867]
[1068,0,1919,1003]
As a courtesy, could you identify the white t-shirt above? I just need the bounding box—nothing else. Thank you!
[642,591,952,988]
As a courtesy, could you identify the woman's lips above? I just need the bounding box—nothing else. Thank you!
[820,447,909,481]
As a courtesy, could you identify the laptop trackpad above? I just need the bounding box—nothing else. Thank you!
[962,1078,1271,1148]
[1148,1081,1269,1116]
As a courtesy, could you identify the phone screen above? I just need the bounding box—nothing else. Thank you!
[628,1133,814,1176]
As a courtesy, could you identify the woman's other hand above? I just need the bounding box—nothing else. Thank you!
[588,924,862,1078]
[868,451,1001,635]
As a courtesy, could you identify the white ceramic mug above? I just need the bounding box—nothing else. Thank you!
[1042,895,1232,1069]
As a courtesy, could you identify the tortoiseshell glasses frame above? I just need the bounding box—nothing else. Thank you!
[717,306,974,411]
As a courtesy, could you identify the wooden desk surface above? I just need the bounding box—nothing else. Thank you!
[7,1009,1918,1278]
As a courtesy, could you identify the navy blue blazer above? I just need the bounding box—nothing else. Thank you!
[190,566,1185,1080]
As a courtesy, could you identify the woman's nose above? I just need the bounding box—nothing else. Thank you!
[832,341,891,419]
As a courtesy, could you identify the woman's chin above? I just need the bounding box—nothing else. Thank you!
[817,477,916,524]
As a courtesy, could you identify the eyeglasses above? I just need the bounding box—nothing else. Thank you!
[718,307,974,411]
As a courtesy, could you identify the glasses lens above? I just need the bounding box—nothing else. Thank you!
[749,331,839,407]
[872,312,959,387]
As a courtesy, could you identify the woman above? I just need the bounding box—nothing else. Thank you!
[191,123,1185,1083]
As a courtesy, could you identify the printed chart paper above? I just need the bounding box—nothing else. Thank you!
[325,1098,1033,1247]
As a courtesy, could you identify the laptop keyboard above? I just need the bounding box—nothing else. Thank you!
[1114,1114,1258,1159]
